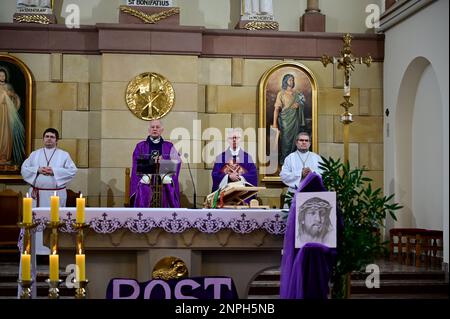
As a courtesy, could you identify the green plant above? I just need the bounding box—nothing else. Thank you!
[319,157,403,298]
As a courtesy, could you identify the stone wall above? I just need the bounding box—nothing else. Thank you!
[1,52,383,208]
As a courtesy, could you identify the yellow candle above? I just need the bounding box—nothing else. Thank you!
[21,253,31,281]
[76,194,85,224]
[76,254,86,281]
[23,194,32,224]
[50,192,59,222]
[49,254,59,281]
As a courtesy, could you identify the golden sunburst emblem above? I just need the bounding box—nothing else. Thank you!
[125,72,175,120]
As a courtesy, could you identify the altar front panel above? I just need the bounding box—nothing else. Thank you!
[34,207,286,299]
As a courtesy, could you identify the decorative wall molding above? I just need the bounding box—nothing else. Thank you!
[378,0,436,32]
[0,23,384,61]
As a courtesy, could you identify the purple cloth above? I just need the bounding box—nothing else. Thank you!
[211,149,258,192]
[130,139,181,208]
[279,172,341,299]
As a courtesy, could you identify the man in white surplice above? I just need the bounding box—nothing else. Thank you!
[21,128,77,254]
[280,132,323,208]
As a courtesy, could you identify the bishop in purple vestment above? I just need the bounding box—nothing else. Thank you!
[211,129,258,193]
[130,120,181,208]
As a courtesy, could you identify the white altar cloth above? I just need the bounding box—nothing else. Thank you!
[30,207,287,235]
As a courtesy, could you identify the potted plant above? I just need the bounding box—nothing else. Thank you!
[319,157,403,298]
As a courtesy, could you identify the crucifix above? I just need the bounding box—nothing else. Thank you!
[321,33,372,164]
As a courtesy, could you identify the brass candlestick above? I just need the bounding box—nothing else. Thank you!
[46,221,63,299]
[74,279,89,299]
[73,222,90,299]
[45,278,63,299]
[17,279,33,299]
[17,221,37,255]
[17,221,37,299]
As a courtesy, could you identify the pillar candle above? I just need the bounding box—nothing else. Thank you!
[50,192,59,222]
[76,254,86,281]
[49,254,59,281]
[21,253,31,281]
[76,194,85,224]
[23,194,32,224]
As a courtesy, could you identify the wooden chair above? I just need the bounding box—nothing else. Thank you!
[389,228,443,267]
[389,228,427,265]
[415,230,443,267]
[0,189,22,248]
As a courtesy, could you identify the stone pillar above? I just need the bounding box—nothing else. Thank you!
[300,0,325,32]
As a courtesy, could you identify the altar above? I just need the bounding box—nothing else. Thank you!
[33,207,286,299]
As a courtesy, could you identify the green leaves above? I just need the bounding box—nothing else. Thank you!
[319,156,402,289]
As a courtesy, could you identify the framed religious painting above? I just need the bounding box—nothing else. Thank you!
[258,62,318,183]
[0,54,33,181]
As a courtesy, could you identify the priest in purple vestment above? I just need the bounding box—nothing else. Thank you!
[130,119,181,208]
[211,129,258,193]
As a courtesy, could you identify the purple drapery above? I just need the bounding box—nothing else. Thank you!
[279,172,341,299]
[130,140,181,208]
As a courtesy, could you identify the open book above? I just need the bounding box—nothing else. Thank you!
[204,181,265,208]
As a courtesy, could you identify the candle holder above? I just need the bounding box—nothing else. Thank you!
[17,221,38,254]
[73,279,89,299]
[45,221,64,251]
[17,221,37,299]
[72,222,90,248]
[17,279,33,299]
[72,222,89,299]
[45,278,63,299]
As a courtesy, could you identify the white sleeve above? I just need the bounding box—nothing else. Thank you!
[52,152,78,187]
[20,151,39,185]
[280,155,301,189]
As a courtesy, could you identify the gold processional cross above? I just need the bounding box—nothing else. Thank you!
[321,33,372,164]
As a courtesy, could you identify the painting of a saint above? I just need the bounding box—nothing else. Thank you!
[258,62,318,182]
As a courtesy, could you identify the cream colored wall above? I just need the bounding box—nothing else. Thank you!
[0,0,382,33]
[383,0,449,262]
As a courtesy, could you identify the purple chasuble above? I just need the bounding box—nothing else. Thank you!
[211,149,258,193]
[279,172,343,299]
[130,139,181,208]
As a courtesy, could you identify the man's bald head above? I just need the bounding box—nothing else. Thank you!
[148,119,164,138]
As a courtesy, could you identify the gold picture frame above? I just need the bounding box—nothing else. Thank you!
[258,62,318,183]
[0,54,33,181]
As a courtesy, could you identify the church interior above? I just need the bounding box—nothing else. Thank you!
[0,0,448,300]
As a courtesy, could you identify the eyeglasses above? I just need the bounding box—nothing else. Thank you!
[297,139,310,142]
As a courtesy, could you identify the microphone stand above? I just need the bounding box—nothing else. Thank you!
[184,154,197,209]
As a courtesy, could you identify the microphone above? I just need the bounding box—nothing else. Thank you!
[184,153,197,209]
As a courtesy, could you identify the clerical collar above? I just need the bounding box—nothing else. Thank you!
[148,136,162,144]
[229,147,240,156]
[297,149,309,154]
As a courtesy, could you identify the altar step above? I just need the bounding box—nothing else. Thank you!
[0,257,74,298]
[247,259,449,299]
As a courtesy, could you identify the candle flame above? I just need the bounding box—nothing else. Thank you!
[54,191,57,196]
[80,193,83,199]
[26,192,29,198]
